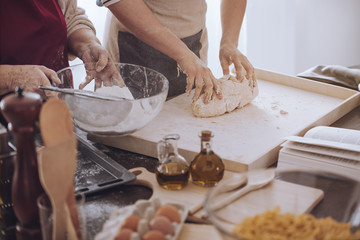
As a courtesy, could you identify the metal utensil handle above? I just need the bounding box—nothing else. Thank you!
[39,85,128,101]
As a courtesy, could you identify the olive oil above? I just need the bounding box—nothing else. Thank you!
[156,162,189,190]
[155,134,189,190]
[190,130,224,187]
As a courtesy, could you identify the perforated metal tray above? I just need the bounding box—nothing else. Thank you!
[74,135,136,196]
[9,131,136,197]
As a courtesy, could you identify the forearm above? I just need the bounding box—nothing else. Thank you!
[220,0,247,47]
[108,0,193,62]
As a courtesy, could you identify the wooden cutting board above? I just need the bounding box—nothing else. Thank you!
[128,168,324,223]
[89,69,360,172]
[178,224,222,240]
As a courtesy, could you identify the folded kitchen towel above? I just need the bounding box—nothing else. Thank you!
[297,64,360,91]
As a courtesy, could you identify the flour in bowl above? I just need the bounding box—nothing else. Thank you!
[95,86,134,100]
[68,85,133,129]
[74,85,163,135]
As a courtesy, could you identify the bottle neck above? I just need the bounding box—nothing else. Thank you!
[167,140,178,155]
[200,139,212,153]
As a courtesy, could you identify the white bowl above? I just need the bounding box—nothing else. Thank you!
[56,63,169,136]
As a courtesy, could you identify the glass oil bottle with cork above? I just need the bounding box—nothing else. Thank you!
[190,130,224,187]
[155,134,189,190]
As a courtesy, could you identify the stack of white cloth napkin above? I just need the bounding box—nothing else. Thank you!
[298,65,360,91]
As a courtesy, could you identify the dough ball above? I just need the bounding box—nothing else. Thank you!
[191,75,259,118]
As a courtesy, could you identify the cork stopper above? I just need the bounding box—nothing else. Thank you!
[200,130,213,141]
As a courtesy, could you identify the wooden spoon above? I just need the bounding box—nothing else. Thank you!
[39,98,73,145]
[207,168,275,212]
[38,136,77,240]
[38,98,80,240]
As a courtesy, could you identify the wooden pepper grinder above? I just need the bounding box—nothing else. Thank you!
[0,87,44,240]
[0,125,17,239]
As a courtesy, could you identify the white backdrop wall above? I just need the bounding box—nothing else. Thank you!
[245,0,360,75]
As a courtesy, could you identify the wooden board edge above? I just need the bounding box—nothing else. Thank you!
[304,188,325,214]
[292,92,360,137]
[88,134,158,159]
[255,68,359,99]
[89,134,254,172]
[178,223,222,240]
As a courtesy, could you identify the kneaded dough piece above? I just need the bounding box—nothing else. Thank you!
[191,75,259,118]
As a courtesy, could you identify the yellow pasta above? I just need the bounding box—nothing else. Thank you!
[233,207,360,240]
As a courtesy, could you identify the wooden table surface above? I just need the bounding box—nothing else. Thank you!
[4,107,359,240]
[83,106,360,239]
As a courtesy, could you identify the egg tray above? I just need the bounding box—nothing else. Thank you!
[94,198,188,240]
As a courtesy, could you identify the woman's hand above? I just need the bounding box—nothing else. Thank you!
[0,65,61,96]
[77,44,125,90]
[68,29,125,90]
[178,52,222,104]
[220,0,255,87]
[219,43,256,88]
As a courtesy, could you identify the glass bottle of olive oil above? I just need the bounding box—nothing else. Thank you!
[190,130,224,187]
[156,134,189,190]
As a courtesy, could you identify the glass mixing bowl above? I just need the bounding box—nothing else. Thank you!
[55,63,169,136]
[204,168,360,240]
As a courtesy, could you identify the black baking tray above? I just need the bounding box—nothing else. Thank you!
[7,130,136,197]
[74,135,136,196]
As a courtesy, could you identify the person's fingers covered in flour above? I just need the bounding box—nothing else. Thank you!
[79,61,125,90]
[177,52,222,104]
[71,29,125,90]
[219,45,256,88]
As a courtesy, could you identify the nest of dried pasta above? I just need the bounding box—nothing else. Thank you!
[233,207,360,240]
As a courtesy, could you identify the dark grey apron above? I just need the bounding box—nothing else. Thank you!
[117,30,203,98]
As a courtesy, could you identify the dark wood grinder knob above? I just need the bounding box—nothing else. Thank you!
[0,87,44,240]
